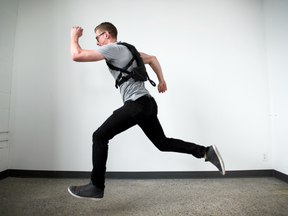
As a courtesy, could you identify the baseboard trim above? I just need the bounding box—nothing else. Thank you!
[7,170,91,179]
[0,170,9,181]
[106,170,274,179]
[273,170,288,183]
[0,169,281,179]
[1,169,287,183]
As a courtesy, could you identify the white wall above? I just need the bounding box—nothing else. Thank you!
[264,0,288,176]
[0,0,19,172]
[9,0,273,172]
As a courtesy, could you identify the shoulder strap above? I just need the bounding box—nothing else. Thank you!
[117,42,147,72]
[118,42,156,87]
[106,42,156,88]
[106,55,135,74]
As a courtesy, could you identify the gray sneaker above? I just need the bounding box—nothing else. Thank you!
[205,145,225,175]
[68,181,104,200]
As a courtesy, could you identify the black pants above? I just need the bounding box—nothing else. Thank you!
[91,95,207,190]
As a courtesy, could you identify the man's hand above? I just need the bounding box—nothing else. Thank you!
[158,80,167,93]
[71,26,83,39]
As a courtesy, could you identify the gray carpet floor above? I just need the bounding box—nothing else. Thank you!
[0,177,288,215]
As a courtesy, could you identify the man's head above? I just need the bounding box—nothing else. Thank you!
[94,22,117,46]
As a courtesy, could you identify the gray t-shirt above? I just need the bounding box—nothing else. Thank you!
[96,42,150,102]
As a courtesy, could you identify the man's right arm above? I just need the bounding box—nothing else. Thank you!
[70,26,105,62]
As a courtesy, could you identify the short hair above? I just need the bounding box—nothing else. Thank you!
[94,22,117,40]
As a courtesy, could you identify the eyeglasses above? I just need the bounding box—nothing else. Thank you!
[95,32,105,42]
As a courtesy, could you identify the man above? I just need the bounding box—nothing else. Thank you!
[68,22,225,200]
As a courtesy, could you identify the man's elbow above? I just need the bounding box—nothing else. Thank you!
[151,55,157,61]
[141,53,157,65]
[148,55,157,65]
[71,54,82,62]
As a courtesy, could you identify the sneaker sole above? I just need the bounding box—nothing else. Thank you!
[68,187,103,201]
[212,145,226,175]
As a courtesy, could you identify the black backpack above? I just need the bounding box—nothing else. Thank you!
[105,42,156,88]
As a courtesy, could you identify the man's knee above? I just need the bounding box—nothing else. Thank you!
[154,138,171,152]
[92,125,117,147]
[92,129,106,143]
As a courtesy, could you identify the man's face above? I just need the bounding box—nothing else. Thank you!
[95,30,106,46]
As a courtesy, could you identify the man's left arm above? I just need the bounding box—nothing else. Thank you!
[70,26,105,62]
[140,52,167,93]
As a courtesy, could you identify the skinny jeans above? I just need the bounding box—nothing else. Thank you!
[91,95,207,190]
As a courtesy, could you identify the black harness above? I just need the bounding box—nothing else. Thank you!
[105,42,156,88]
